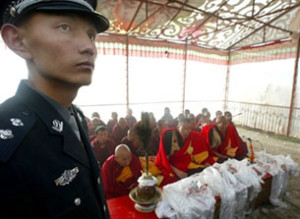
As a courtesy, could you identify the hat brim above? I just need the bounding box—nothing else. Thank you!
[3,1,109,33]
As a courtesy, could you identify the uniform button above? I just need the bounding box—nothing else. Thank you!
[103,205,107,212]
[74,198,81,206]
[97,177,101,184]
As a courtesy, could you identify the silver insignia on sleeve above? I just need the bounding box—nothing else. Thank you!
[0,129,14,139]
[54,167,79,186]
[52,119,63,133]
[11,118,24,126]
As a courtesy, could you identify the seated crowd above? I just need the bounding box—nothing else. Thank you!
[85,107,248,199]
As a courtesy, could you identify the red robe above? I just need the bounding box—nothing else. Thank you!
[101,154,142,199]
[230,122,248,160]
[91,138,116,166]
[111,124,129,145]
[201,123,242,158]
[155,128,215,186]
[125,115,137,128]
[148,128,160,156]
[107,119,117,135]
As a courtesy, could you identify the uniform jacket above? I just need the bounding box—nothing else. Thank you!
[0,81,110,219]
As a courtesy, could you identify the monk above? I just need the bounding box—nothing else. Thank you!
[111,117,130,145]
[121,128,145,156]
[91,126,117,166]
[125,108,137,128]
[224,111,248,160]
[201,115,243,161]
[148,119,168,155]
[155,118,216,186]
[101,144,142,199]
[107,112,118,135]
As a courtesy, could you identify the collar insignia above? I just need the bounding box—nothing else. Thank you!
[0,129,14,140]
[54,167,79,186]
[52,119,63,133]
[11,118,24,126]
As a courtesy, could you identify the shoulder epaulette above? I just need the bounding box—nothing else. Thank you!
[0,98,37,162]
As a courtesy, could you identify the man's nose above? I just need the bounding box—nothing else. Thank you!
[78,33,96,56]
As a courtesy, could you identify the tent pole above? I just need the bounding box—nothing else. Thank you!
[224,50,231,111]
[182,40,188,113]
[126,34,129,110]
[287,33,300,136]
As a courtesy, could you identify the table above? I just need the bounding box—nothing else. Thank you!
[107,174,272,219]
[107,195,158,219]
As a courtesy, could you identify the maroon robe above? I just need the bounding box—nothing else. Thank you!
[230,122,248,160]
[107,119,117,135]
[91,138,116,166]
[148,128,160,156]
[111,124,129,145]
[125,115,137,128]
[101,154,142,199]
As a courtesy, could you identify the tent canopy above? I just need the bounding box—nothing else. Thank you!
[97,0,300,50]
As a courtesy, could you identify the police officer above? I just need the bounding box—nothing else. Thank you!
[0,0,110,218]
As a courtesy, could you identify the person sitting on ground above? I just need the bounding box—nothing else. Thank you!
[188,113,201,132]
[91,126,117,166]
[201,107,209,114]
[101,144,142,199]
[149,112,157,129]
[202,111,213,127]
[213,110,223,122]
[224,111,248,160]
[107,112,118,135]
[148,119,169,156]
[91,116,106,129]
[125,108,137,128]
[89,116,106,141]
[196,113,204,129]
[131,112,162,179]
[173,113,185,127]
[120,128,143,156]
[184,109,190,118]
[85,117,96,140]
[200,115,243,161]
[155,118,216,186]
[161,107,175,127]
[91,111,100,119]
[111,117,130,145]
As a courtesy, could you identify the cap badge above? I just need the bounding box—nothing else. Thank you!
[54,167,79,186]
[11,118,24,126]
[0,129,14,140]
[52,119,63,133]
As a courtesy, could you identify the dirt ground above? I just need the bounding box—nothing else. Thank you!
[236,127,300,219]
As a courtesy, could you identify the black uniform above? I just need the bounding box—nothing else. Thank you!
[0,81,110,219]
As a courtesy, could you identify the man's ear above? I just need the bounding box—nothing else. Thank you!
[1,24,32,59]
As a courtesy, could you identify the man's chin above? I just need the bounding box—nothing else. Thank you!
[79,81,92,86]
[74,78,92,87]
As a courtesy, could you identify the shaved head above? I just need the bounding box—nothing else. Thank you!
[115,144,132,167]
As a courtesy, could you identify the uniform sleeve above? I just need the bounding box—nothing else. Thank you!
[0,162,37,218]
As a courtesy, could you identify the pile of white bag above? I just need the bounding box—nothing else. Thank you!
[155,152,298,219]
[255,151,299,207]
